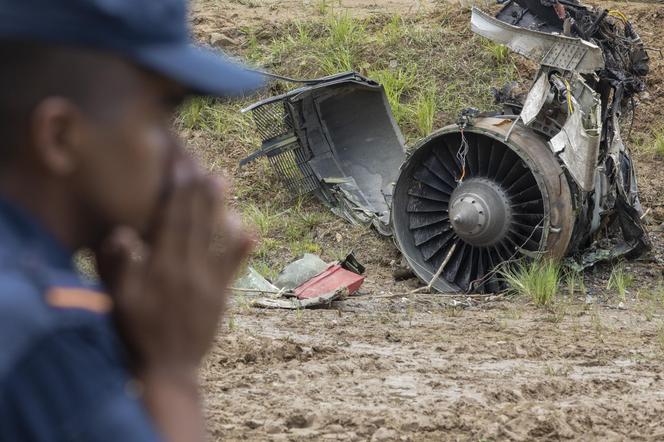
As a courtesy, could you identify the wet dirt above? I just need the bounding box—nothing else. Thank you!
[193,1,664,440]
[203,297,664,441]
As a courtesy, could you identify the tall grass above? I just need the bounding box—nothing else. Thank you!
[314,0,330,15]
[383,14,405,43]
[369,65,418,125]
[316,13,367,74]
[320,47,355,74]
[484,41,510,64]
[652,130,664,158]
[500,259,562,306]
[414,84,437,137]
[327,12,365,48]
[607,263,634,301]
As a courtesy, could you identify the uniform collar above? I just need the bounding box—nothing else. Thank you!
[0,196,74,270]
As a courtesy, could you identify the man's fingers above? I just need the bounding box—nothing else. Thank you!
[188,177,225,260]
[153,177,197,261]
[213,212,254,284]
[98,227,147,296]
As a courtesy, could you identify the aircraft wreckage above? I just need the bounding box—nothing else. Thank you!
[241,0,652,293]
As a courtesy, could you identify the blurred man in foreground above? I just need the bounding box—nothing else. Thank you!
[0,0,264,440]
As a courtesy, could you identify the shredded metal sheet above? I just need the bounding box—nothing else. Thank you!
[471,8,605,74]
[520,73,552,125]
[549,101,601,192]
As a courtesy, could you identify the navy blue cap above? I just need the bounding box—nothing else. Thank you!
[0,0,266,97]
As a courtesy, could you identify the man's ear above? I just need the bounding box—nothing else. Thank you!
[29,97,85,176]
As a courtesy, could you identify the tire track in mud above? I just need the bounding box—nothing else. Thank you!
[201,307,664,440]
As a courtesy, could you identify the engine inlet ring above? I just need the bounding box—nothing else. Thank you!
[391,118,574,293]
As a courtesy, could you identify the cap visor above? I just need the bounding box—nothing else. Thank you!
[132,43,266,97]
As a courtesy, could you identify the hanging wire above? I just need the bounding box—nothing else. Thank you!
[456,128,469,183]
[607,10,629,24]
[563,78,575,115]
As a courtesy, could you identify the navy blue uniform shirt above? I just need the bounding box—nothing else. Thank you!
[0,197,161,441]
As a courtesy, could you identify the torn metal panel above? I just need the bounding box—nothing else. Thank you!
[242,72,406,234]
[251,289,347,309]
[608,114,644,212]
[549,83,602,192]
[484,0,651,271]
[294,263,364,300]
[520,73,551,125]
[471,7,604,73]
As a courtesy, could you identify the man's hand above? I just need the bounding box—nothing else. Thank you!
[96,160,253,441]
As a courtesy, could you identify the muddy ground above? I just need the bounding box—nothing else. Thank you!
[193,1,664,440]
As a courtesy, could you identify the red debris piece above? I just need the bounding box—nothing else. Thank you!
[294,263,365,300]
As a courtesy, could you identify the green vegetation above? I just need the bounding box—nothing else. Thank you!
[383,14,405,44]
[637,128,664,158]
[637,283,664,322]
[652,130,664,158]
[500,259,562,307]
[249,8,518,141]
[414,83,438,137]
[607,263,634,301]
[314,0,331,16]
[240,199,330,275]
[368,65,418,125]
[484,41,510,64]
[565,270,585,298]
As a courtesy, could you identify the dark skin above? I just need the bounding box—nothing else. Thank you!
[0,49,252,441]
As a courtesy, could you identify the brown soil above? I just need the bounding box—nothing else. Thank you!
[204,299,664,441]
[192,1,664,440]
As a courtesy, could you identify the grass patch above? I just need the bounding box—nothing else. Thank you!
[383,14,405,44]
[314,0,332,16]
[177,98,257,147]
[368,65,418,125]
[500,259,562,307]
[483,40,510,64]
[241,198,335,274]
[607,263,634,301]
[255,6,517,142]
[413,83,438,137]
[636,128,664,158]
[652,130,664,158]
[327,12,365,48]
[564,269,586,299]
